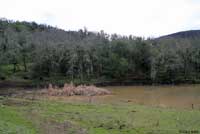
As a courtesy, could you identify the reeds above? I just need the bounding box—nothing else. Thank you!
[42,83,111,96]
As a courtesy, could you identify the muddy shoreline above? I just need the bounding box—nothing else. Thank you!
[0,79,199,89]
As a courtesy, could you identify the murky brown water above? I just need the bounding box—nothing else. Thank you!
[105,85,200,108]
[60,85,200,109]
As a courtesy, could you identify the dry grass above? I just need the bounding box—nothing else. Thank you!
[40,83,111,96]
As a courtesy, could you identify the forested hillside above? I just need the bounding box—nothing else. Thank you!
[1,18,200,86]
[159,30,200,39]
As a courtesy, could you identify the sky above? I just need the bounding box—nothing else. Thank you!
[0,0,200,37]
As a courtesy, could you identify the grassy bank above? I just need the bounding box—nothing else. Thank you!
[0,103,37,134]
[0,97,200,134]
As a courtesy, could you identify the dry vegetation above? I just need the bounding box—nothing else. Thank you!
[40,83,111,96]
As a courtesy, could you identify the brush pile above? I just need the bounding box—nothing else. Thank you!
[41,83,111,96]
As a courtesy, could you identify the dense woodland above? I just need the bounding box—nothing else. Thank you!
[1,18,200,85]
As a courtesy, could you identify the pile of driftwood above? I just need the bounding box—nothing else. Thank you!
[41,83,111,96]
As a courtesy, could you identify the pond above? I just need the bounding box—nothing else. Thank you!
[1,85,200,109]
[65,85,200,109]
[101,85,200,109]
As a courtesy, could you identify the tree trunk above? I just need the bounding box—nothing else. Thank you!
[23,55,27,72]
